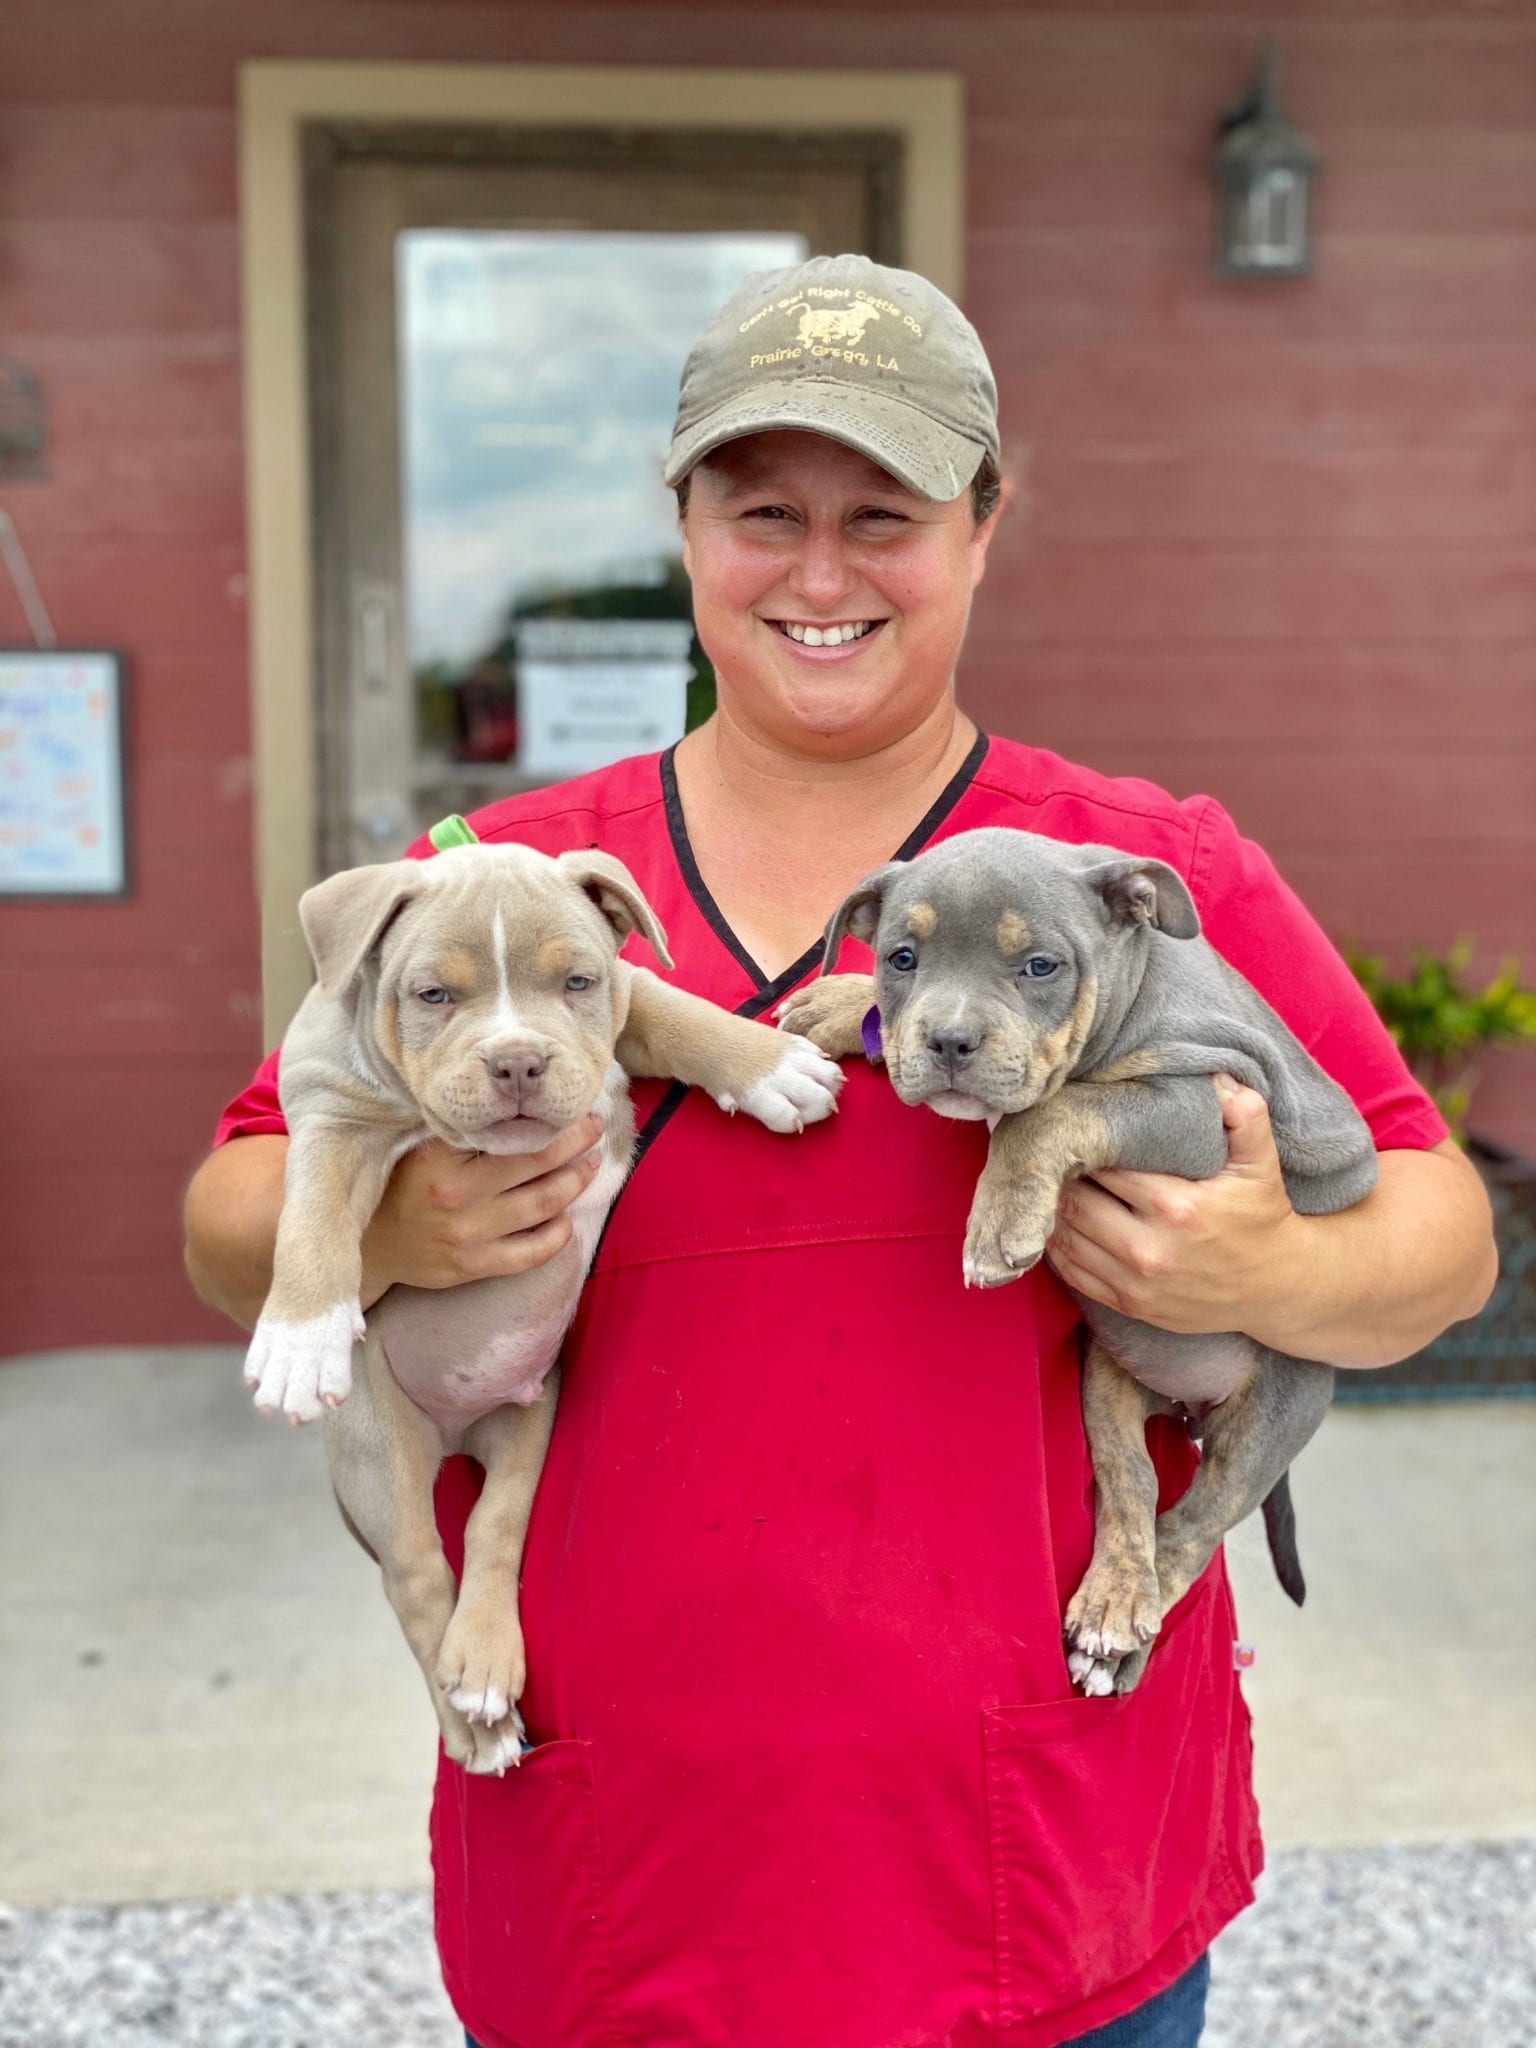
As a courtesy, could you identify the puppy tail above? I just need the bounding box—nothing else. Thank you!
[1261,1473,1307,1607]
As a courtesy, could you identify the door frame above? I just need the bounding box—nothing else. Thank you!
[239,59,964,1038]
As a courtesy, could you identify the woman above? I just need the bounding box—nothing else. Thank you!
[186,255,1495,2048]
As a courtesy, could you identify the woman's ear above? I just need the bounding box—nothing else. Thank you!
[969,464,1020,593]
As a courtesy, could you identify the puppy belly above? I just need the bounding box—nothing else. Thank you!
[370,1277,574,1434]
[1078,1301,1257,1410]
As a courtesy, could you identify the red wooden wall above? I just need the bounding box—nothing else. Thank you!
[0,0,1531,1352]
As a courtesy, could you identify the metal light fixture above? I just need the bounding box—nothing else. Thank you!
[0,357,47,480]
[1213,43,1321,279]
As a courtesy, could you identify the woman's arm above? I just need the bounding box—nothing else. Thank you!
[183,1118,605,1333]
[1046,1082,1498,1370]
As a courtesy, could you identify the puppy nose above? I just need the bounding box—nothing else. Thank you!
[483,1047,549,1084]
[927,1026,981,1065]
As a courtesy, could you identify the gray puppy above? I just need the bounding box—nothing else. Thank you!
[779,827,1376,1695]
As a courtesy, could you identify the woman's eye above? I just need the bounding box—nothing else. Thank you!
[1020,957,1059,980]
[417,986,453,1005]
[886,946,918,973]
[565,974,595,993]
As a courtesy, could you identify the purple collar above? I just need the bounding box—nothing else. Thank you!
[860,1004,884,1062]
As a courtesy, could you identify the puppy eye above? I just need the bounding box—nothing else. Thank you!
[417,986,453,1005]
[565,974,595,993]
[886,946,918,973]
[1020,956,1059,980]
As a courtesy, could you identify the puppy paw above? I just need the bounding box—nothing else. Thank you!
[1067,1646,1121,1698]
[436,1612,527,1730]
[773,974,874,1060]
[1064,1560,1162,1669]
[243,1300,363,1423]
[1110,1644,1153,1695]
[962,1187,1054,1289]
[439,1697,529,1777]
[722,1035,844,1133]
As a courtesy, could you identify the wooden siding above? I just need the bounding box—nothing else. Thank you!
[0,0,1531,1350]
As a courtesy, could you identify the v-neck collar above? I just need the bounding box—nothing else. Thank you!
[660,729,990,1014]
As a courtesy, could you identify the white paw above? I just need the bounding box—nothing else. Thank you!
[722,1037,844,1133]
[243,1300,363,1423]
[462,1705,529,1776]
[447,1678,512,1726]
[1068,1648,1119,1698]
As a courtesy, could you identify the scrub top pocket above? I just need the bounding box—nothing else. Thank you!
[982,1572,1230,2033]
[433,1736,624,2048]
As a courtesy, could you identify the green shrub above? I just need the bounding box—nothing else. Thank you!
[1349,942,1536,1137]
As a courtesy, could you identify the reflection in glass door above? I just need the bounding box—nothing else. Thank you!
[396,229,804,792]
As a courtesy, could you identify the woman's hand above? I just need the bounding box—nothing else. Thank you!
[1045,1080,1300,1338]
[359,1114,606,1308]
[1045,1077,1496,1367]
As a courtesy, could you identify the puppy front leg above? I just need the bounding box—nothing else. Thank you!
[773,971,876,1060]
[243,1122,402,1423]
[963,1074,1227,1289]
[617,966,843,1132]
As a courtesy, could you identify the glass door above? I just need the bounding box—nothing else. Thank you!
[309,129,898,868]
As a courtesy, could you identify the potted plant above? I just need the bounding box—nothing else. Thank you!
[1339,943,1536,1399]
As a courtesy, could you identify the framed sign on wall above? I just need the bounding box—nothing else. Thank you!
[0,650,129,897]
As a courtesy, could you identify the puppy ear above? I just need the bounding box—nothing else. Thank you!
[557,850,673,968]
[299,862,430,999]
[820,861,904,973]
[1083,857,1201,940]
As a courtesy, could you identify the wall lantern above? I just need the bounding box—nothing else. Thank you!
[0,356,48,480]
[1213,43,1321,279]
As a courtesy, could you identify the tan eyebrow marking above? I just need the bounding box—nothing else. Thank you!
[433,945,480,987]
[537,937,575,978]
[906,901,938,939]
[996,910,1033,955]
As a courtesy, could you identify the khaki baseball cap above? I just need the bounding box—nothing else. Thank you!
[664,253,999,503]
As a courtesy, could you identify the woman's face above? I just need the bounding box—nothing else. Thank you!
[680,431,998,759]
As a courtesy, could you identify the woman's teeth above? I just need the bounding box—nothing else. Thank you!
[777,620,876,646]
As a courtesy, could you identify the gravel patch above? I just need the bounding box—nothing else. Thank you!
[1205,1841,1536,2048]
[1,1841,1530,2046]
[0,1891,457,2048]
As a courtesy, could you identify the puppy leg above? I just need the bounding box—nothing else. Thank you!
[439,1374,561,1741]
[618,965,843,1131]
[324,1341,521,1775]
[244,1123,402,1422]
[1064,1345,1165,1697]
[1149,1356,1334,1632]
[773,971,877,1060]
[964,1074,1227,1289]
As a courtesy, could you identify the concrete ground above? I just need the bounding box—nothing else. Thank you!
[3,1346,1533,1910]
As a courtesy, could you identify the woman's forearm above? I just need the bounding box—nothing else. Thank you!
[1244,1140,1498,1369]
[183,1134,289,1332]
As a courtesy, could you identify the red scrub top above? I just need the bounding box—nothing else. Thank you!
[217,735,1444,2048]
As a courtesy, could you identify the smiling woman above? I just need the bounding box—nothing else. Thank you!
[186,251,1495,2048]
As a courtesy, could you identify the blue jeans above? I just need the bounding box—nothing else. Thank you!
[466,1952,1208,2048]
[1064,1952,1210,2045]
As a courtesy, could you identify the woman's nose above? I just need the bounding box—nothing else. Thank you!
[787,524,858,610]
